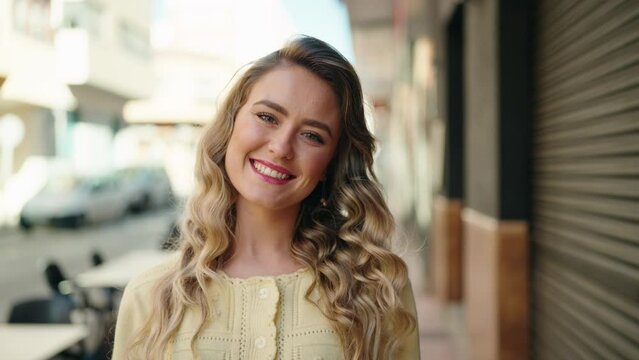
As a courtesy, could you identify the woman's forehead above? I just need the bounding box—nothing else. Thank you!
[247,65,340,117]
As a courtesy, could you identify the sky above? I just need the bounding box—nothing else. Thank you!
[152,0,354,64]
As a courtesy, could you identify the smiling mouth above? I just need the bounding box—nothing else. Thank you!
[250,159,295,180]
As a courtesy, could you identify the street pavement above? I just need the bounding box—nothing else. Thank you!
[0,207,177,320]
[402,238,467,360]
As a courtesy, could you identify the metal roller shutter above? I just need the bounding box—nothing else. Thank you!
[533,0,639,359]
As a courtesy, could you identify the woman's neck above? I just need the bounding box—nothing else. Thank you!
[222,200,302,278]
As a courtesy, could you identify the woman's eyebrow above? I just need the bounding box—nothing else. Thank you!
[253,99,334,138]
[254,99,288,116]
[302,119,333,138]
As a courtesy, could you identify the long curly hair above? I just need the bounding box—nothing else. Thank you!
[128,35,415,360]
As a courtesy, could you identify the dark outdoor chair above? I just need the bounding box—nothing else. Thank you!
[8,295,85,359]
[42,260,113,359]
[44,260,92,310]
[43,260,95,313]
[8,295,76,324]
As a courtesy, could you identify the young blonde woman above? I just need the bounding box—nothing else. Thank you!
[112,36,420,360]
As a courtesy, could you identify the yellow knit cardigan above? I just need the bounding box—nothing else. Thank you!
[112,258,420,360]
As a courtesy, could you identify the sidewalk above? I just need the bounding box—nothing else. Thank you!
[404,247,467,360]
[415,292,466,360]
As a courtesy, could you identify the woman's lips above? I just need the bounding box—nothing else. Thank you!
[250,159,295,185]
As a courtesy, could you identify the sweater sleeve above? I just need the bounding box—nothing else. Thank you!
[111,278,151,360]
[396,280,421,359]
[111,259,172,360]
[112,253,179,359]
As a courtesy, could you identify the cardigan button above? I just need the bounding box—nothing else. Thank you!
[258,287,269,299]
[255,336,266,349]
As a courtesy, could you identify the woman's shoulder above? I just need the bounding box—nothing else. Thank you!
[125,250,181,294]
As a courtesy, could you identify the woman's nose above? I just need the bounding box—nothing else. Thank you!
[268,130,294,160]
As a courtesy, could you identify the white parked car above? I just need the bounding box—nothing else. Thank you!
[116,166,173,213]
[19,174,130,230]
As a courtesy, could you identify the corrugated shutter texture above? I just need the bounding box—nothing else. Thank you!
[533,1,639,359]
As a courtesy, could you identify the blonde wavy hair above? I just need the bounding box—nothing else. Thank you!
[128,36,416,359]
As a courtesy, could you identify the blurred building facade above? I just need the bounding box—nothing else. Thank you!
[120,0,241,199]
[346,0,639,359]
[0,0,153,174]
[0,0,153,224]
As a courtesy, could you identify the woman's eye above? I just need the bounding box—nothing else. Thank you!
[257,113,276,124]
[302,131,325,145]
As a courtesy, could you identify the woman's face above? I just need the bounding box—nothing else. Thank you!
[224,64,342,213]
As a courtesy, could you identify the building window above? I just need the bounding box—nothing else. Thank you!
[12,0,53,42]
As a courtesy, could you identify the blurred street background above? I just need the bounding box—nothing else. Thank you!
[0,209,175,319]
[1,0,638,359]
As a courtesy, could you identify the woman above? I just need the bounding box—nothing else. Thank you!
[113,35,420,360]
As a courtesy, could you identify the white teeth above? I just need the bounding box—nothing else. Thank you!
[254,161,290,180]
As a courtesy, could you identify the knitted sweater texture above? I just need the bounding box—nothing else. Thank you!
[112,257,420,360]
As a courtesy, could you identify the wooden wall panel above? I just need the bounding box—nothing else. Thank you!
[463,208,529,360]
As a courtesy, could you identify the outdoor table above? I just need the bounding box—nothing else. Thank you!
[75,249,174,289]
[0,323,88,360]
